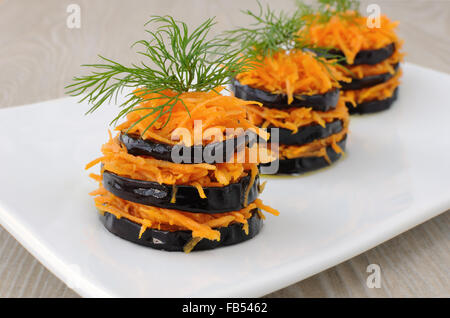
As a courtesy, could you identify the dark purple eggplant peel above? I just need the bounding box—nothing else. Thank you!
[101,209,263,252]
[261,135,347,174]
[346,87,399,114]
[266,119,344,146]
[317,42,396,66]
[340,64,400,91]
[119,132,257,164]
[102,170,260,214]
[231,78,340,111]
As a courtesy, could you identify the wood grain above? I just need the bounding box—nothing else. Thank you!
[0,0,449,298]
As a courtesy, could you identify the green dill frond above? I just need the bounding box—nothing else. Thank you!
[311,0,361,23]
[318,0,360,12]
[225,1,351,80]
[223,1,312,59]
[66,15,252,131]
[223,1,345,65]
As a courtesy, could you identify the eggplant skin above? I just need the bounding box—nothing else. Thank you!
[267,119,344,146]
[323,43,396,66]
[119,132,257,164]
[340,64,400,91]
[346,87,399,114]
[103,171,260,214]
[231,78,340,111]
[262,135,347,174]
[101,209,263,252]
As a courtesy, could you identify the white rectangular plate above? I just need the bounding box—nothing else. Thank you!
[0,63,449,297]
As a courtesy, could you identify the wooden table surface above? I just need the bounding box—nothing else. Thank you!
[0,0,449,298]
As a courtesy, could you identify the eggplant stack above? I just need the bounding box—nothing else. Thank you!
[228,4,350,174]
[303,0,404,114]
[67,16,278,252]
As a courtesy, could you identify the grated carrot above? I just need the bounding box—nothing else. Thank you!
[236,50,349,105]
[115,87,267,145]
[338,43,404,78]
[278,128,348,161]
[92,185,279,241]
[245,97,349,133]
[303,12,401,65]
[243,165,258,207]
[86,134,259,185]
[343,69,401,105]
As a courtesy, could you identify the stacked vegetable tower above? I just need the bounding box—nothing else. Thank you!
[228,5,350,174]
[67,16,278,252]
[304,1,403,114]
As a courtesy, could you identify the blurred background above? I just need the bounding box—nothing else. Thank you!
[1,0,450,109]
[0,0,449,297]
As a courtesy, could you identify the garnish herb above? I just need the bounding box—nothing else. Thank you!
[303,0,361,23]
[224,1,313,59]
[66,16,253,134]
[224,1,346,67]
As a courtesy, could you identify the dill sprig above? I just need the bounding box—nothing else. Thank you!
[224,1,347,71]
[66,15,252,134]
[308,0,361,23]
[225,1,351,81]
[223,1,313,60]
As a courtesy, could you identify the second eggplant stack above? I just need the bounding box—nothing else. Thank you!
[229,5,350,174]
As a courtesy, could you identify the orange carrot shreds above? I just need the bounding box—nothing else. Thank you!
[234,141,277,166]
[338,43,404,79]
[253,198,279,216]
[258,181,267,194]
[85,156,103,170]
[89,173,102,182]
[92,186,278,241]
[235,50,349,105]
[183,237,203,253]
[115,87,268,146]
[304,12,400,65]
[245,97,350,133]
[85,135,263,196]
[243,165,258,207]
[343,69,402,106]
[278,128,348,161]
[170,185,177,203]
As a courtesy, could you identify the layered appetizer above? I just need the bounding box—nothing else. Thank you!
[67,16,278,252]
[303,0,404,114]
[228,4,351,174]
